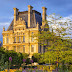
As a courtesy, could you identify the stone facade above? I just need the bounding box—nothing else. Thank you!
[2,5,47,58]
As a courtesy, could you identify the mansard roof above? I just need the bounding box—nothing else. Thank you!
[7,10,42,31]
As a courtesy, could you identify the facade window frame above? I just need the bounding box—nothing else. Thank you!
[31,45,34,52]
[19,36,21,42]
[40,45,41,53]
[13,46,16,51]
[14,37,16,43]
[23,36,25,42]
[7,37,9,43]
[31,32,34,42]
[17,45,20,52]
[23,45,25,53]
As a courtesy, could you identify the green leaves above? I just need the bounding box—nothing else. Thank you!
[33,13,72,69]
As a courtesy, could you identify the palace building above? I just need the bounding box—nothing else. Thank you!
[2,5,47,57]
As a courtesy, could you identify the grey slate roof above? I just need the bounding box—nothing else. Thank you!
[7,10,42,31]
[7,19,14,31]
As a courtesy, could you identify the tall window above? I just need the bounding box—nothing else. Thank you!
[43,46,46,53]
[40,45,41,53]
[23,45,25,53]
[17,45,20,52]
[31,45,34,52]
[19,36,21,42]
[23,36,25,42]
[7,37,9,43]
[14,37,16,42]
[31,32,34,42]
[13,46,16,51]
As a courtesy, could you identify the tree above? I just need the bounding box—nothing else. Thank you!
[34,13,72,70]
[32,53,41,63]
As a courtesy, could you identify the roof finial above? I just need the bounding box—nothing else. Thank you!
[3,26,5,31]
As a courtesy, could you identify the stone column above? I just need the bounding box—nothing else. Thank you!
[13,8,19,27]
[28,5,33,28]
[42,7,47,26]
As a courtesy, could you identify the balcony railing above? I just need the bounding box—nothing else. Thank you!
[13,41,25,43]
[13,42,16,43]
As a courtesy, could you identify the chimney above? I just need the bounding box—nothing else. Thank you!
[13,8,19,26]
[42,7,47,26]
[28,5,33,28]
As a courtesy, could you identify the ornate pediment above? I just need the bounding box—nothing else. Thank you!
[13,17,26,30]
[15,17,26,26]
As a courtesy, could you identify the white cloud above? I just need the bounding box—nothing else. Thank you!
[0,22,10,42]
[0,16,13,20]
[0,22,10,26]
[9,16,14,19]
[0,22,10,33]
[47,14,72,38]
[63,15,72,20]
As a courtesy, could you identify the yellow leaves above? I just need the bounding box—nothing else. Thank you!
[0,69,17,72]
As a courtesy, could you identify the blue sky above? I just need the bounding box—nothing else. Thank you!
[0,0,72,42]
